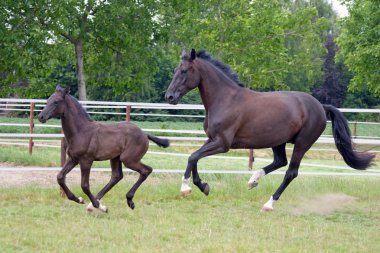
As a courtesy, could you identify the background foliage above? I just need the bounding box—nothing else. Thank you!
[0,0,379,108]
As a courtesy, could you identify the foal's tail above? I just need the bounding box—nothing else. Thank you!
[323,105,375,170]
[147,135,170,148]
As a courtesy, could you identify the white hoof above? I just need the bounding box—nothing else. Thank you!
[86,200,108,213]
[248,169,265,189]
[180,176,192,196]
[78,197,85,204]
[261,196,276,212]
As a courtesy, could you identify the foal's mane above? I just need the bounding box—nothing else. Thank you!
[67,94,93,121]
[196,50,245,87]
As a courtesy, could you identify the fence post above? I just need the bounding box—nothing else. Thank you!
[29,102,35,155]
[353,120,357,138]
[60,129,66,167]
[248,149,254,170]
[126,105,131,122]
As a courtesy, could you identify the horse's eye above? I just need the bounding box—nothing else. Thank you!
[54,101,58,105]
[181,69,187,74]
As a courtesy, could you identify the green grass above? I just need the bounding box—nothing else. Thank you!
[0,174,379,252]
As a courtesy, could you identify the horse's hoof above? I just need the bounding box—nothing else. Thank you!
[261,206,274,212]
[86,203,95,213]
[203,183,210,196]
[98,200,108,213]
[180,190,191,198]
[127,200,135,210]
[78,197,85,204]
[247,181,258,190]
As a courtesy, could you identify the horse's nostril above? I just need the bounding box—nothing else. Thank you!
[168,95,174,101]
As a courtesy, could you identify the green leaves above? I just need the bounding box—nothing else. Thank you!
[336,0,380,96]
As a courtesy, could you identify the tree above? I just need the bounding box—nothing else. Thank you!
[336,0,380,96]
[0,0,158,100]
[157,0,327,92]
[313,34,349,107]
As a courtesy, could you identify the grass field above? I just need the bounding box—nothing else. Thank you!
[1,116,380,252]
[0,173,379,253]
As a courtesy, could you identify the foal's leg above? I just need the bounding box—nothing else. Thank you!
[182,137,229,197]
[123,161,152,210]
[261,145,306,212]
[57,157,84,204]
[248,143,287,189]
[95,157,123,200]
[80,161,107,213]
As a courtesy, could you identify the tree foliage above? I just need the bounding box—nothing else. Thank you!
[336,0,380,96]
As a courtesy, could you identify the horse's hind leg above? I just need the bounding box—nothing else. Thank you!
[95,157,123,200]
[261,146,305,212]
[57,157,84,204]
[248,143,287,189]
[123,161,152,210]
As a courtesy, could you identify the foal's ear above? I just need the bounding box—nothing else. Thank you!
[64,86,70,95]
[181,49,188,60]
[190,49,196,61]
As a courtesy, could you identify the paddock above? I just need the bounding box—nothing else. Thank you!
[0,99,379,252]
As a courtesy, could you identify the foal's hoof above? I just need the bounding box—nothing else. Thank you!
[78,197,85,204]
[86,200,108,213]
[202,183,210,196]
[180,190,192,198]
[127,199,135,210]
[247,181,258,190]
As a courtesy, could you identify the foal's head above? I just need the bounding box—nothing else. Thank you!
[165,49,201,105]
[38,85,70,123]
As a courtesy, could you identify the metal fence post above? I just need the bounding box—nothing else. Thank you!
[28,102,35,155]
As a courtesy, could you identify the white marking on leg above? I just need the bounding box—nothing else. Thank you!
[98,200,108,213]
[180,176,192,196]
[261,196,276,212]
[248,169,265,189]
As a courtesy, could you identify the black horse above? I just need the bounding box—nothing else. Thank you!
[165,49,374,211]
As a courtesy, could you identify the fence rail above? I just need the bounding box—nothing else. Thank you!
[1,98,379,171]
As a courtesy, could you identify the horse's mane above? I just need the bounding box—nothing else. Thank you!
[196,50,245,87]
[67,95,93,121]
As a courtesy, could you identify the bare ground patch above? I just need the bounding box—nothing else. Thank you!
[291,193,357,215]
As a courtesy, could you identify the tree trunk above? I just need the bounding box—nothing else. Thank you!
[75,39,86,101]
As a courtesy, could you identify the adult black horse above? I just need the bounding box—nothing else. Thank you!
[165,49,374,211]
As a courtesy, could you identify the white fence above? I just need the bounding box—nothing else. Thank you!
[0,98,379,174]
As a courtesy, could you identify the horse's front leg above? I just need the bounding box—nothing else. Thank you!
[80,161,108,213]
[57,157,84,204]
[182,137,230,197]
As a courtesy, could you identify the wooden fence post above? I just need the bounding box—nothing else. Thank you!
[126,105,131,122]
[248,149,254,170]
[28,102,35,155]
[60,129,66,167]
[353,120,357,138]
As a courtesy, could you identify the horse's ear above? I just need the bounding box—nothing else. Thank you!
[190,49,196,61]
[181,49,188,60]
[64,86,70,95]
[55,85,62,92]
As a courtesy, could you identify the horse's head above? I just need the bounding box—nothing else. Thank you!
[165,49,201,105]
[38,85,70,123]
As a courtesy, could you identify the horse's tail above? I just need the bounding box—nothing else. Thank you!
[323,105,375,170]
[147,134,170,148]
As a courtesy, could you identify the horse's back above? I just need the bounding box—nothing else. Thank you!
[85,122,149,161]
[230,90,326,149]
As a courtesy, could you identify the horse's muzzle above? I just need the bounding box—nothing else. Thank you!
[38,113,47,123]
[165,92,180,105]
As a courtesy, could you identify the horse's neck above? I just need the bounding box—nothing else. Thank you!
[61,97,92,140]
[198,63,240,111]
